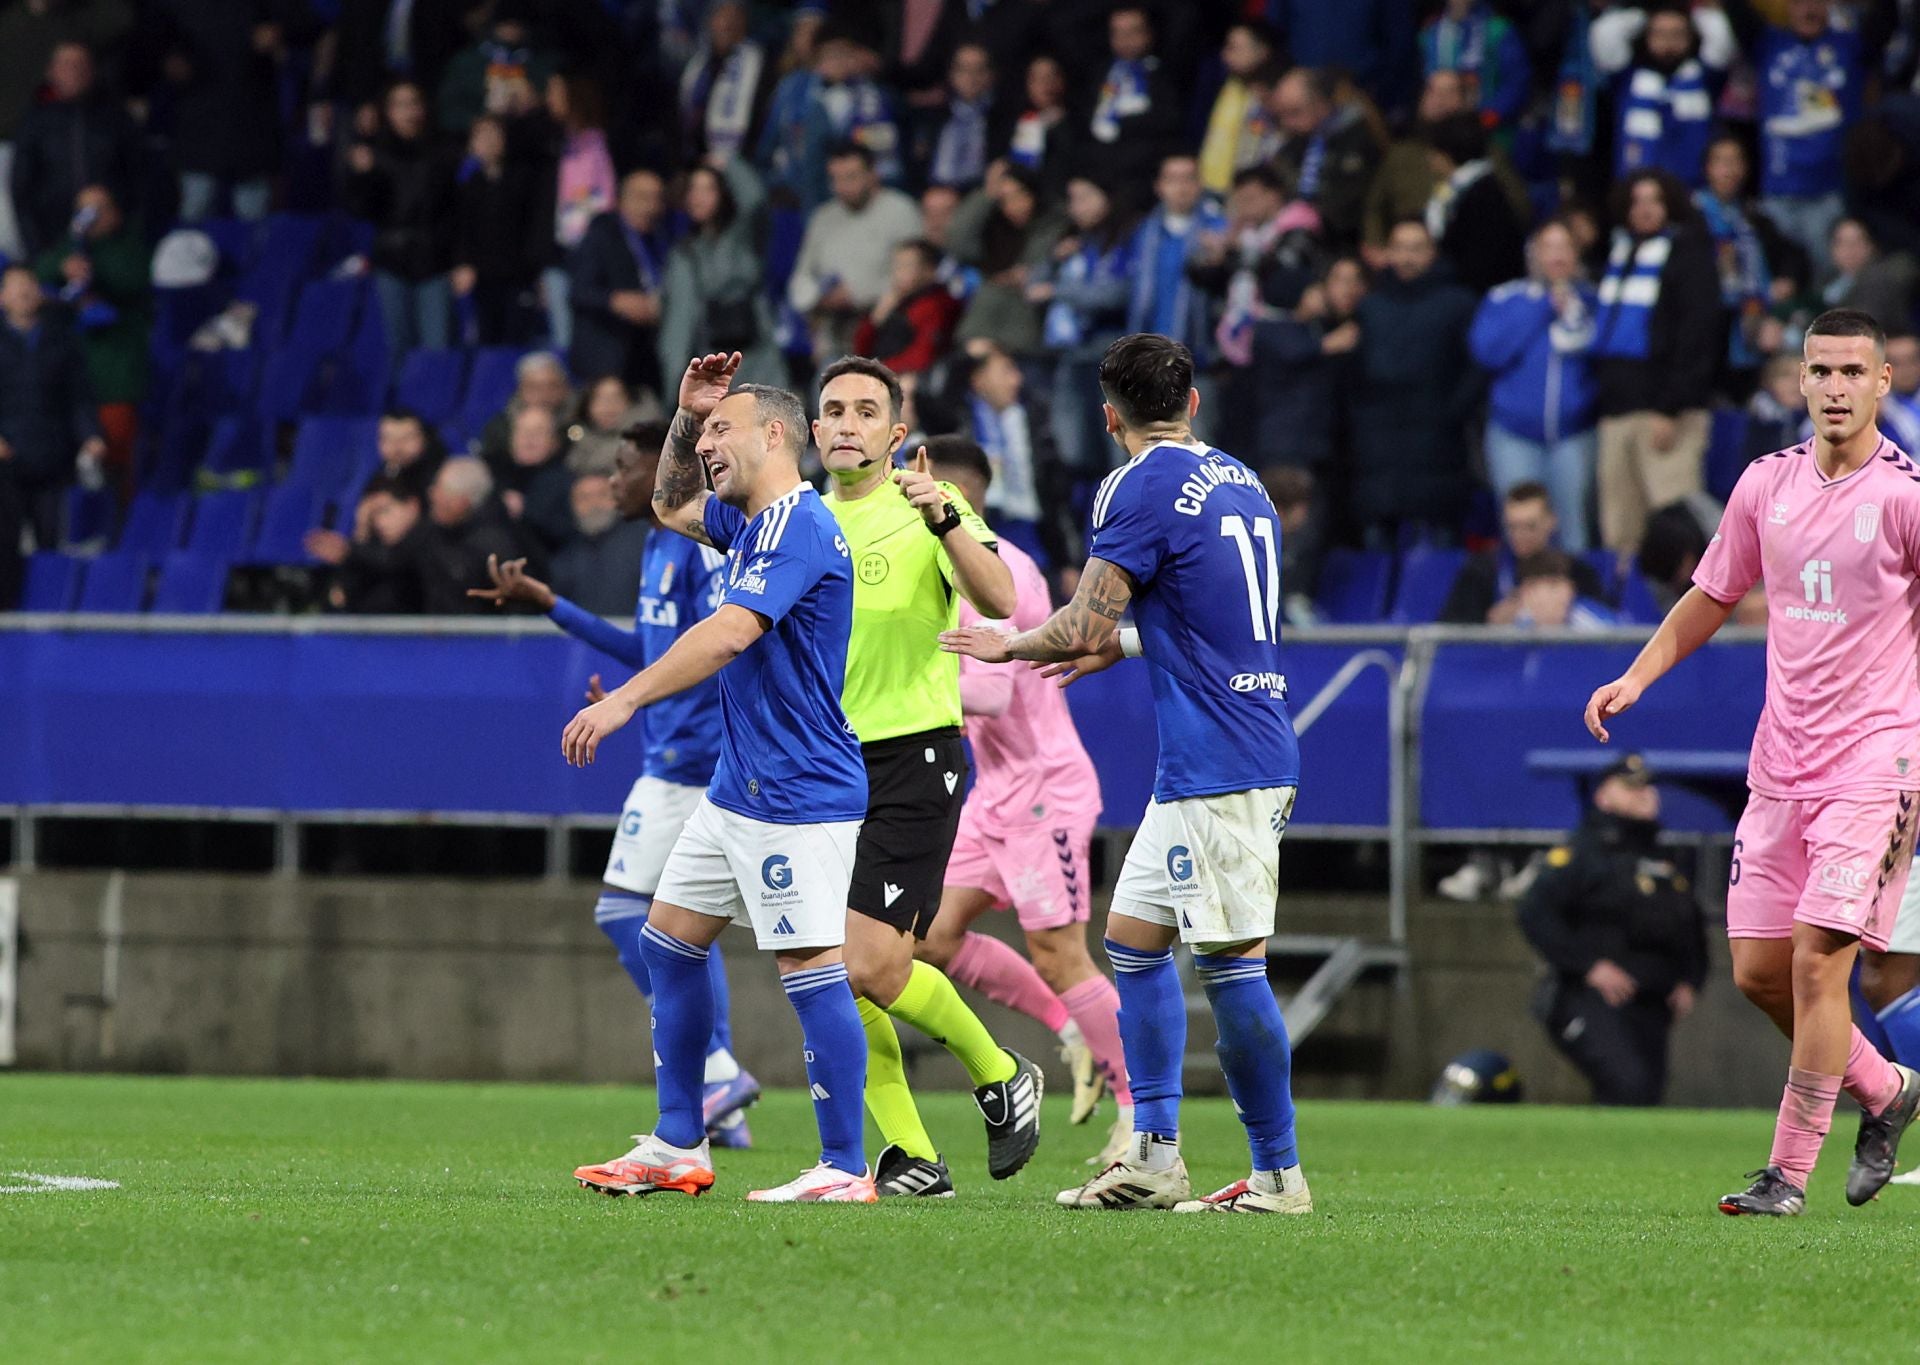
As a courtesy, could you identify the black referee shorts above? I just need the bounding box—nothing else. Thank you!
[848,728,968,938]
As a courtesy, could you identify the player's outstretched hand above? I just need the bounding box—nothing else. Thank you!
[562,694,638,767]
[677,351,743,420]
[1583,676,1643,743]
[939,625,1014,664]
[1034,636,1123,688]
[894,445,946,523]
[584,673,608,703]
[467,554,556,610]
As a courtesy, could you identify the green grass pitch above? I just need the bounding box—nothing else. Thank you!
[5,1074,1920,1363]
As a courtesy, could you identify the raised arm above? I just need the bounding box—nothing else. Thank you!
[1583,587,1737,742]
[893,447,1017,617]
[562,603,767,765]
[652,350,743,545]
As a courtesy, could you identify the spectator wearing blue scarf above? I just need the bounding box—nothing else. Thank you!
[1123,155,1226,368]
[1028,174,1137,476]
[569,169,672,392]
[1419,0,1530,129]
[1084,7,1185,191]
[1591,2,1734,188]
[754,35,903,212]
[1694,134,1793,390]
[1588,169,1721,555]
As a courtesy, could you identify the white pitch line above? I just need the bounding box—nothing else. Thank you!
[0,1172,121,1194]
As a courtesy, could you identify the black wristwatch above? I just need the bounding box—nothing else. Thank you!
[928,502,965,538]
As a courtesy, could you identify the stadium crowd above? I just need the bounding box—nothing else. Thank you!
[3,0,1920,616]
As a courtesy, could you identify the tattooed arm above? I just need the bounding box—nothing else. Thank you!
[939,558,1135,665]
[652,350,743,545]
[652,406,715,545]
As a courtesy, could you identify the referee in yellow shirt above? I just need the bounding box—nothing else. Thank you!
[812,355,1043,1197]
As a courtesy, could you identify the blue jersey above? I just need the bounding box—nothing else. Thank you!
[1088,439,1300,802]
[700,485,867,824]
[545,531,727,787]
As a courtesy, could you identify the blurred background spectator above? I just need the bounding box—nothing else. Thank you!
[568,169,669,391]
[657,157,781,387]
[549,470,647,616]
[345,79,458,359]
[9,41,137,257]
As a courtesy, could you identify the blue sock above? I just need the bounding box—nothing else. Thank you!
[638,924,713,1150]
[594,890,653,996]
[707,940,734,1058]
[1195,952,1298,1171]
[1878,987,1920,1069]
[1106,939,1185,1141]
[1852,960,1894,1056]
[782,962,868,1173]
[599,889,736,1063]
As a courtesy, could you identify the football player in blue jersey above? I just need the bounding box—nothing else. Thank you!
[943,332,1313,1213]
[470,424,760,1163]
[559,359,876,1203]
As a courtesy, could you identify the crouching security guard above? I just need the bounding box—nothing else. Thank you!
[1518,754,1709,1106]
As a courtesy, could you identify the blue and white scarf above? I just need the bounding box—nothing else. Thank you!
[930,98,990,188]
[1592,229,1673,361]
[1694,191,1771,369]
[1091,58,1154,143]
[680,40,765,161]
[1125,203,1227,363]
[1616,59,1713,181]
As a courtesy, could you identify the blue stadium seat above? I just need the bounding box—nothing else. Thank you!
[21,552,81,611]
[1388,547,1468,624]
[75,551,151,612]
[286,415,380,500]
[151,552,231,614]
[1583,549,1623,605]
[257,277,368,426]
[392,349,468,428]
[186,489,262,555]
[1707,406,1749,502]
[250,482,326,564]
[1314,549,1392,624]
[457,347,526,443]
[235,214,326,345]
[198,414,271,485]
[63,486,116,548]
[1618,567,1664,624]
[117,491,190,556]
[319,297,389,415]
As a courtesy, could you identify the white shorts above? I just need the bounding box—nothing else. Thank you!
[653,796,861,951]
[1111,786,1296,947]
[1890,859,1920,955]
[603,776,706,894]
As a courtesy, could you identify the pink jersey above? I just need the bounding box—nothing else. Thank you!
[958,541,1104,833]
[1693,438,1920,798]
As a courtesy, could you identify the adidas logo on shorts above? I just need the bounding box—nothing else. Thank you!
[773,915,796,935]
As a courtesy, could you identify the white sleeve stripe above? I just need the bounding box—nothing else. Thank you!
[1092,454,1147,529]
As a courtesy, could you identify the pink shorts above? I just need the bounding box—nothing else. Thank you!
[1728,790,1919,952]
[945,809,1096,932]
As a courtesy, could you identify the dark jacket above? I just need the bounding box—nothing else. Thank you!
[343,132,458,282]
[498,456,575,554]
[1440,547,1610,624]
[32,222,151,404]
[1273,106,1381,251]
[139,0,316,180]
[0,310,101,484]
[1222,316,1337,469]
[325,0,469,109]
[8,93,140,255]
[407,501,539,614]
[453,161,542,287]
[1079,57,1187,193]
[1349,265,1480,525]
[1518,810,1709,1001]
[1590,226,1722,418]
[551,517,649,617]
[568,211,669,390]
[1434,172,1528,294]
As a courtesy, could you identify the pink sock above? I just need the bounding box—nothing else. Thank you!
[1061,975,1133,1107]
[949,932,1070,1033]
[1770,1067,1842,1189]
[1843,1027,1904,1115]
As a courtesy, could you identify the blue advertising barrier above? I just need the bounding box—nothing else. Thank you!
[0,620,1764,838]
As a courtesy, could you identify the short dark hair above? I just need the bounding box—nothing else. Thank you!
[1229,18,1279,50]
[1637,501,1709,586]
[1515,549,1575,584]
[619,419,671,460]
[1230,165,1287,196]
[361,474,416,503]
[732,382,810,460]
[1426,111,1488,167]
[894,238,941,271]
[1262,464,1313,512]
[1098,333,1193,428]
[380,407,427,432]
[1806,307,1886,351]
[922,434,993,491]
[825,140,874,169]
[1504,481,1553,509]
[819,354,904,423]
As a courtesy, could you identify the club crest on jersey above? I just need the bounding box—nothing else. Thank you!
[1856,503,1881,543]
[1770,501,1789,525]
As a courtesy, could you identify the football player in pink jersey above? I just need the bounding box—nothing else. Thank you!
[1585,308,1920,1215]
[913,437,1135,1166]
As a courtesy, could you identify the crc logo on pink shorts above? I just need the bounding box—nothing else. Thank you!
[1819,862,1870,895]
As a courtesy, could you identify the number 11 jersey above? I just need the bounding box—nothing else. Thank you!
[1088,438,1299,802]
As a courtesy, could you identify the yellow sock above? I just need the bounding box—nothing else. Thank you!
[857,996,937,1161]
[887,960,1017,1088]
